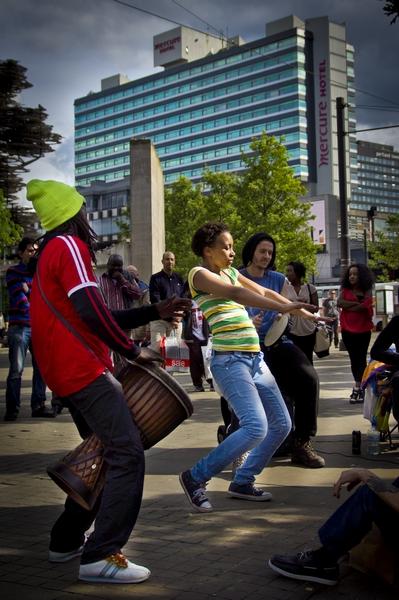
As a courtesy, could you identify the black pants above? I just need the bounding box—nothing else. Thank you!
[341,330,371,383]
[187,337,206,387]
[262,340,319,440]
[50,371,145,565]
[288,330,317,364]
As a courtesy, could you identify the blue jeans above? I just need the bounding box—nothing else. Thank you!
[5,325,46,414]
[319,477,399,559]
[190,351,291,486]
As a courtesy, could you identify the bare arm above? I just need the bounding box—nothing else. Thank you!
[192,269,312,314]
[333,469,399,512]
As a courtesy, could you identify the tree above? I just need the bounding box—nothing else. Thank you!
[368,214,399,280]
[0,59,62,204]
[235,133,316,272]
[165,176,206,275]
[165,133,317,278]
[381,0,399,23]
[0,189,23,256]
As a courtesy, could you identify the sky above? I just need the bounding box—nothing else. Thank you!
[1,0,399,198]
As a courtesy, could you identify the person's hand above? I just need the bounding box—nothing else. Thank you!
[252,311,265,331]
[111,270,124,282]
[22,282,29,294]
[156,296,192,320]
[281,301,314,314]
[333,469,371,498]
[318,316,335,323]
[132,347,163,366]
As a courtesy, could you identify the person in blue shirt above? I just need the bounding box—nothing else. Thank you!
[4,237,52,421]
[240,232,325,468]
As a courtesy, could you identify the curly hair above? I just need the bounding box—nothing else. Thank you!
[191,222,229,257]
[341,263,374,292]
[241,232,276,269]
[287,260,306,280]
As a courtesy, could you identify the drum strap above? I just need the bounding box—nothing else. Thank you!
[35,268,99,361]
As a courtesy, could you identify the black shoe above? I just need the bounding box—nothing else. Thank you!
[179,470,213,513]
[349,388,363,404]
[217,424,227,444]
[268,550,338,586]
[4,412,18,422]
[31,406,56,418]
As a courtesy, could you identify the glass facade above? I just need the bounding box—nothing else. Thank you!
[351,141,399,213]
[74,30,310,188]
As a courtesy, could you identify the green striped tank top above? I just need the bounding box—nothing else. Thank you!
[188,266,260,352]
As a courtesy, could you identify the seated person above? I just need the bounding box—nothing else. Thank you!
[269,468,399,586]
[370,315,399,423]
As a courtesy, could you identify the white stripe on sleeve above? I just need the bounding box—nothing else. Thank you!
[58,235,90,284]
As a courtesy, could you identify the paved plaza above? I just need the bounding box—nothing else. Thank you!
[0,344,398,599]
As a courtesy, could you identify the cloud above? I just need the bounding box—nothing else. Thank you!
[2,0,399,199]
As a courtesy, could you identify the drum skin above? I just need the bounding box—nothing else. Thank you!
[47,362,193,510]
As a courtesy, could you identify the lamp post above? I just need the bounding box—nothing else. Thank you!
[336,97,350,270]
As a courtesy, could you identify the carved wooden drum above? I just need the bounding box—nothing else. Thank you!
[47,362,193,510]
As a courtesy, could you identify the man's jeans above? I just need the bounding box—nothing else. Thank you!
[6,325,46,414]
[319,476,399,559]
[190,351,291,485]
[50,371,145,565]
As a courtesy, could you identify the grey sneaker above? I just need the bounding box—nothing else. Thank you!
[179,470,213,512]
[228,482,272,501]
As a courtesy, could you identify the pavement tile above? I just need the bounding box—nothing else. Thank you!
[1,345,398,599]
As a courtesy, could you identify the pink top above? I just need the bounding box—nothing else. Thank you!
[339,288,374,333]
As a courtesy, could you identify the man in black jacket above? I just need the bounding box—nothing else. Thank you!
[149,251,185,351]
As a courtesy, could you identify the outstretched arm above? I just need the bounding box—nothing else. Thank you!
[193,269,313,314]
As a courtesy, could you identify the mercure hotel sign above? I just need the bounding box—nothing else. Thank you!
[318,59,329,168]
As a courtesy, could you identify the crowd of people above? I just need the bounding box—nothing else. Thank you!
[1,179,397,588]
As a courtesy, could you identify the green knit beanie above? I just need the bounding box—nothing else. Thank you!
[27,179,85,231]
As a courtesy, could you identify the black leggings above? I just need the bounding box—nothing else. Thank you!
[341,330,371,383]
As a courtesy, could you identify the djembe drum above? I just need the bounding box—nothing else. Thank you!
[47,361,193,510]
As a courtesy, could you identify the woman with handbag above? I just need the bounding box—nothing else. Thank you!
[179,222,317,513]
[240,232,325,468]
[338,263,374,403]
[285,261,319,364]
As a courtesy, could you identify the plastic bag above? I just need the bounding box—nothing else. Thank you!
[160,331,190,373]
[314,324,330,358]
[201,338,212,381]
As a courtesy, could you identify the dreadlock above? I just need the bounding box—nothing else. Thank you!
[36,207,98,263]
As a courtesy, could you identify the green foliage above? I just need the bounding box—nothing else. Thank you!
[235,133,315,272]
[165,133,317,279]
[382,0,399,24]
[165,176,206,275]
[368,214,399,280]
[115,206,131,242]
[0,59,62,204]
[0,190,23,253]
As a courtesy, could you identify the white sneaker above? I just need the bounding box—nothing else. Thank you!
[49,543,85,563]
[79,553,150,584]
